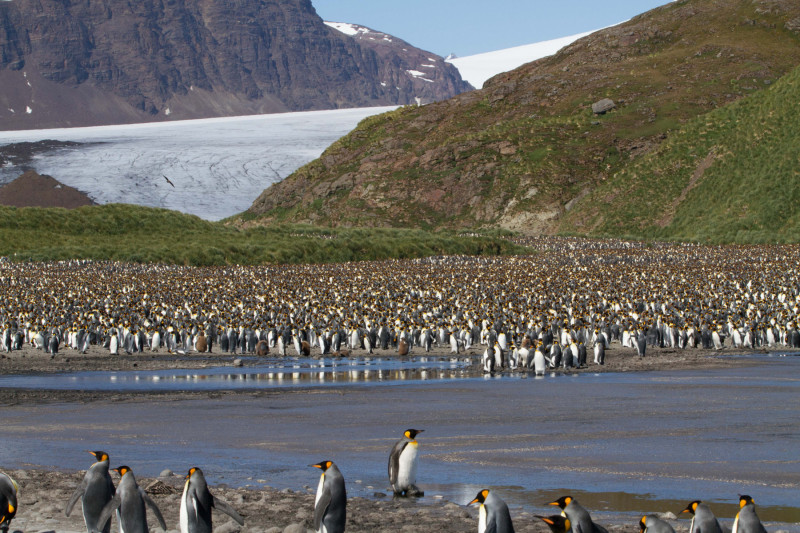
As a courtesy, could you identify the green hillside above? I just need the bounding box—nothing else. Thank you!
[243,0,800,238]
[559,64,800,243]
[0,204,522,265]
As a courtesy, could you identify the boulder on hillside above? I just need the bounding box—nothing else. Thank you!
[592,98,616,114]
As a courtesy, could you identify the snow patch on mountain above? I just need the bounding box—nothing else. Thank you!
[446,30,597,88]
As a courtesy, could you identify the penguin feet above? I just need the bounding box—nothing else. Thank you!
[394,485,424,498]
[407,484,424,497]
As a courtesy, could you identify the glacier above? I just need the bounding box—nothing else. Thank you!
[0,107,394,220]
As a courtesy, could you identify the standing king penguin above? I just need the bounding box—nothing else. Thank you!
[732,496,767,533]
[0,472,17,533]
[469,489,515,533]
[388,429,424,497]
[65,451,116,533]
[97,466,167,533]
[549,495,608,533]
[180,467,244,533]
[311,461,346,533]
[681,500,723,533]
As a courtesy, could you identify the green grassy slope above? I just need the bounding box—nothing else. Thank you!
[559,64,800,243]
[0,204,522,265]
[244,0,800,236]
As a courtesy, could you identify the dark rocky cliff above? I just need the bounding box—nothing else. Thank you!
[0,0,470,129]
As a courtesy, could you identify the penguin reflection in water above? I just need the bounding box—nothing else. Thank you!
[97,466,167,533]
[388,429,424,497]
[468,489,515,533]
[311,461,346,533]
[65,451,115,533]
[180,467,244,533]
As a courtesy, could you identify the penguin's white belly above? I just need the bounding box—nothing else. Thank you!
[315,474,325,507]
[397,443,418,489]
[179,485,190,533]
[533,351,545,373]
[478,504,487,533]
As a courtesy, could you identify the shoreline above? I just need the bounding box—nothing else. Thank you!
[0,343,796,405]
[3,467,797,533]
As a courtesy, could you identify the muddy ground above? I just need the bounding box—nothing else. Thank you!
[4,468,682,533]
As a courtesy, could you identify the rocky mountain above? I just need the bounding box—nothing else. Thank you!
[245,0,800,235]
[325,22,473,104]
[0,0,470,130]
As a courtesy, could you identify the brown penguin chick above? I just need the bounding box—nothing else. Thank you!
[195,331,208,353]
[398,338,409,356]
[255,340,269,356]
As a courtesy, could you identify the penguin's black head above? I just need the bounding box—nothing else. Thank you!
[639,516,648,532]
[185,467,202,480]
[548,495,572,509]
[536,515,571,533]
[739,495,754,508]
[113,466,131,477]
[468,489,489,506]
[681,500,701,515]
[404,429,423,440]
[311,461,333,472]
[89,450,109,463]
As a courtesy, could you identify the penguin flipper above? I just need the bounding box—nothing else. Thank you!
[484,518,499,533]
[65,480,87,516]
[313,488,331,531]
[388,441,405,487]
[593,522,609,533]
[212,496,244,525]
[141,491,168,530]
[96,495,121,532]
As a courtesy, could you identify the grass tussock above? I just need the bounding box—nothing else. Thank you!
[0,204,524,265]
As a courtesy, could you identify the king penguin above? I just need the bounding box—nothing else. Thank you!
[180,467,244,533]
[468,489,515,533]
[549,495,608,533]
[311,461,346,533]
[97,466,167,533]
[732,495,767,533]
[65,451,116,533]
[0,472,18,533]
[640,515,675,533]
[681,500,723,533]
[388,429,424,497]
[537,515,571,533]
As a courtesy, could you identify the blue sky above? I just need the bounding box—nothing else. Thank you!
[311,1,673,57]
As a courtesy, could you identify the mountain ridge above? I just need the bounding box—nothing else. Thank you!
[0,0,468,130]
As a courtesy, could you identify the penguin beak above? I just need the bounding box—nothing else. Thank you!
[467,497,480,506]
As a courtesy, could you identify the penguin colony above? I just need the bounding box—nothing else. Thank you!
[0,449,774,533]
[2,241,800,365]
